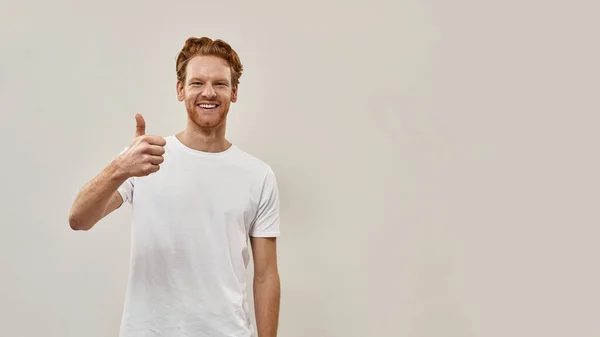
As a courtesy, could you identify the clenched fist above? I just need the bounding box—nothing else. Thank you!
[116,114,166,178]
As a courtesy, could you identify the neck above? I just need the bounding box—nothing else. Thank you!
[176,118,231,153]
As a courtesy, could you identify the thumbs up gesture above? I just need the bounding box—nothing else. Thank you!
[116,114,166,178]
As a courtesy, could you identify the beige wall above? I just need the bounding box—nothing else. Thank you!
[1,0,599,336]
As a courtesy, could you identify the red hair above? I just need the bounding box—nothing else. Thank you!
[176,37,243,86]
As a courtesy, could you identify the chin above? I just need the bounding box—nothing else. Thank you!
[190,116,225,129]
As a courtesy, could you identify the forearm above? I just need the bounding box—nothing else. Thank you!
[69,160,127,230]
[253,273,281,337]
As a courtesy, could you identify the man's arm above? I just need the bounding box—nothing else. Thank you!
[68,161,128,231]
[251,236,280,337]
[68,113,166,231]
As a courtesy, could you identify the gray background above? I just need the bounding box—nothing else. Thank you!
[1,0,599,336]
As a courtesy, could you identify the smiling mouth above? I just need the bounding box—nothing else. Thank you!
[197,103,219,109]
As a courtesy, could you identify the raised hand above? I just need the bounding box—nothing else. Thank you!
[117,114,167,178]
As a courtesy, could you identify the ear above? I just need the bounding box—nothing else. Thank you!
[176,80,185,101]
[231,84,238,103]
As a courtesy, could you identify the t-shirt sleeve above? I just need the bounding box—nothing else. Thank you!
[117,177,134,204]
[115,146,134,204]
[250,166,281,238]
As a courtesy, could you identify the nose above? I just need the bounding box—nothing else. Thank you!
[201,85,217,99]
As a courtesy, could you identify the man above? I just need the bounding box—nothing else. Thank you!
[68,37,281,337]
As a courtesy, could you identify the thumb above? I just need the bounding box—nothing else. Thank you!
[135,113,146,137]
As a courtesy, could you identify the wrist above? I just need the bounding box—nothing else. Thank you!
[107,157,131,184]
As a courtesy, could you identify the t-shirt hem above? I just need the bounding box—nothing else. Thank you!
[249,232,280,238]
[117,188,128,204]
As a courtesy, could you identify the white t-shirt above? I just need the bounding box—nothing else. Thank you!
[116,135,281,337]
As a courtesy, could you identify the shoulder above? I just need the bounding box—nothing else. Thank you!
[163,135,179,152]
[230,145,277,177]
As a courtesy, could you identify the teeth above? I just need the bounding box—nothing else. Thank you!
[199,104,217,108]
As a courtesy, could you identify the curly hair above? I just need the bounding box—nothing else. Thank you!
[175,37,243,86]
